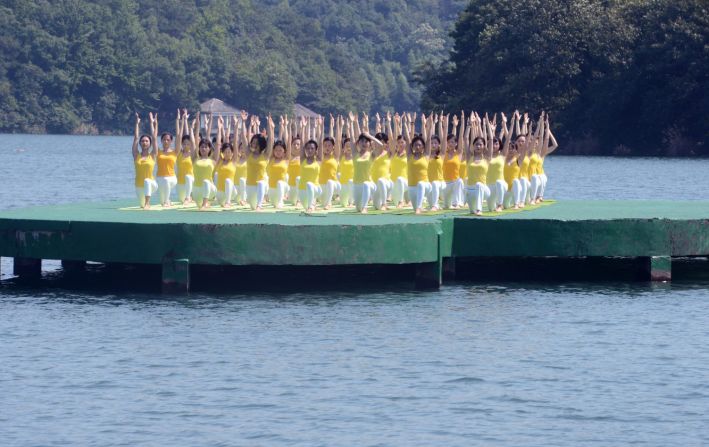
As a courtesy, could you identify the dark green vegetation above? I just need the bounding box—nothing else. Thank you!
[0,0,465,134]
[420,0,709,156]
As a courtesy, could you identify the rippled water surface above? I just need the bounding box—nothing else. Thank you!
[1,135,709,446]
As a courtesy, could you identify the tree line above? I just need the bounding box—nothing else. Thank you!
[419,0,708,156]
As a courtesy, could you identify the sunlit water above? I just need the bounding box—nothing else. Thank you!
[1,135,708,446]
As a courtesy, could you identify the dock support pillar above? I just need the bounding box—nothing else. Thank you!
[14,257,41,278]
[442,257,457,280]
[642,256,671,281]
[61,260,86,273]
[415,261,442,290]
[162,258,190,294]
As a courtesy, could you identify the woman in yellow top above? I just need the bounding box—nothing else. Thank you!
[287,130,302,205]
[465,134,491,216]
[390,132,409,209]
[214,116,238,207]
[240,111,274,211]
[132,113,158,209]
[428,131,446,211]
[318,115,343,210]
[267,115,290,209]
[189,117,220,210]
[348,113,383,213]
[442,112,466,209]
[153,112,179,207]
[401,112,434,214]
[338,137,354,207]
[531,113,558,204]
[501,113,522,209]
[297,115,325,212]
[175,109,197,204]
[370,115,395,210]
[484,114,511,212]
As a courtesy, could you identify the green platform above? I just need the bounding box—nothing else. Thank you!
[1,200,708,290]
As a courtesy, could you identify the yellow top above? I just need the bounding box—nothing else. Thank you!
[339,157,354,183]
[134,155,155,187]
[176,153,193,185]
[216,162,237,192]
[299,159,320,190]
[504,158,521,189]
[268,159,288,188]
[370,153,391,181]
[318,155,339,184]
[234,160,247,180]
[288,159,301,187]
[519,156,531,179]
[529,153,542,176]
[539,156,546,175]
[353,154,373,184]
[459,158,467,179]
[428,156,444,182]
[246,154,268,186]
[443,154,461,182]
[390,154,407,180]
[407,156,429,187]
[193,158,215,184]
[467,158,488,186]
[156,151,177,177]
[487,155,505,184]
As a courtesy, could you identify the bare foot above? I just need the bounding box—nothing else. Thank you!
[324,205,331,210]
[396,202,403,209]
[255,206,263,212]
[381,205,388,211]
[415,208,422,215]
[360,208,368,214]
[474,210,482,216]
[431,206,439,212]
[224,202,232,208]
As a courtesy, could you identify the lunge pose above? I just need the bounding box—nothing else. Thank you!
[132,113,158,209]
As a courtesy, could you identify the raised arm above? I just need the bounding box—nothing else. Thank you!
[132,113,140,160]
[334,115,343,159]
[457,111,466,156]
[439,113,448,156]
[175,109,183,153]
[239,111,249,150]
[215,116,224,163]
[189,118,198,160]
[501,113,511,157]
[149,112,159,157]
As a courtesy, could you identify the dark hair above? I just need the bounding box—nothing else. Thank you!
[431,135,441,144]
[139,134,153,144]
[292,135,301,143]
[160,132,173,140]
[472,136,485,146]
[198,139,213,156]
[515,134,526,142]
[447,133,456,141]
[250,134,267,152]
[493,137,501,146]
[181,134,191,143]
[375,132,389,143]
[342,137,351,145]
[397,134,404,141]
[273,140,286,151]
[304,139,318,150]
[221,142,233,151]
[323,136,335,145]
[357,133,371,144]
[411,135,425,149]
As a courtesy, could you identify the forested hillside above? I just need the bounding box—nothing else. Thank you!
[420,0,708,156]
[0,0,465,134]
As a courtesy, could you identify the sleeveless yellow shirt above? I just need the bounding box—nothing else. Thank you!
[318,155,339,184]
[467,158,488,186]
[193,158,215,184]
[353,154,373,184]
[268,159,288,188]
[370,153,391,181]
[288,158,301,187]
[299,159,320,190]
[216,161,236,192]
[176,152,193,184]
[428,156,444,182]
[443,154,461,182]
[504,159,521,189]
[134,155,155,187]
[487,155,505,184]
[390,154,407,180]
[339,157,354,183]
[156,151,177,177]
[407,156,429,187]
[246,154,268,186]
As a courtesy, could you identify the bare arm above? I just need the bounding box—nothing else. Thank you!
[132,113,140,160]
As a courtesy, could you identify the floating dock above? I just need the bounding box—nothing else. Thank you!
[1,200,708,292]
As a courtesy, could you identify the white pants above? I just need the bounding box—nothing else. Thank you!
[236,177,246,203]
[353,181,376,212]
[299,182,322,210]
[466,183,491,213]
[320,179,341,208]
[539,173,548,199]
[487,180,508,211]
[176,175,194,203]
[531,174,542,201]
[287,177,301,204]
[216,178,237,206]
[246,181,269,210]
[157,175,177,204]
[520,177,531,204]
[135,178,159,206]
[443,178,464,209]
[373,178,393,209]
[340,180,353,206]
[193,179,216,204]
[409,181,432,211]
[268,180,290,208]
[503,179,522,208]
[391,176,407,206]
[428,180,445,209]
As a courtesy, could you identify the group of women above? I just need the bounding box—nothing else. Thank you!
[131,108,558,215]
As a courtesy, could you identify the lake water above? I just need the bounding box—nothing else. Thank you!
[1,135,708,446]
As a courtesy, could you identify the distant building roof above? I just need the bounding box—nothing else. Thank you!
[200,98,242,115]
[294,103,320,118]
